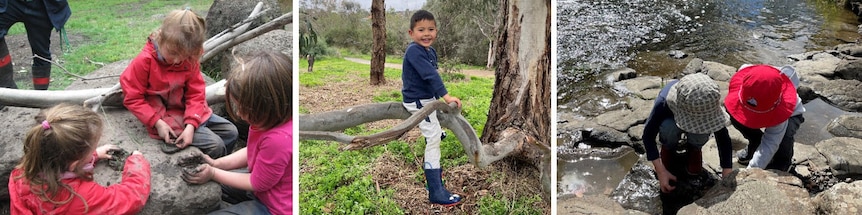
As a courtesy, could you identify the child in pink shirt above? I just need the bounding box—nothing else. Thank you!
[182,51,293,214]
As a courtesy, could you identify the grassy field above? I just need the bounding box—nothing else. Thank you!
[299,57,546,214]
[8,0,213,89]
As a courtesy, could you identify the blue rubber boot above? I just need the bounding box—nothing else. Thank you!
[424,168,462,206]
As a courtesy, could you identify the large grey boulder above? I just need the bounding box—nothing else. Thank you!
[610,160,662,215]
[816,137,862,178]
[812,181,862,214]
[0,61,223,214]
[677,169,813,215]
[827,114,862,139]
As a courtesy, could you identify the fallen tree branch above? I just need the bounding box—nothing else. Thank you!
[1,80,226,109]
[298,101,524,168]
[202,12,292,62]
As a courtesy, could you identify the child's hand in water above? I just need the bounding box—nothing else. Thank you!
[96,144,120,159]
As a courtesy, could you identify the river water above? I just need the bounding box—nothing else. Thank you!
[556,0,861,201]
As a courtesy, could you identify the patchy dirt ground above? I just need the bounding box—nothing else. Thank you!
[299,68,550,214]
[5,32,89,90]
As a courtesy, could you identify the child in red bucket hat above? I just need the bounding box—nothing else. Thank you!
[724,64,805,171]
[642,73,734,193]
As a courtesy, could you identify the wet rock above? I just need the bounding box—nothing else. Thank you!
[628,124,645,141]
[827,114,862,139]
[812,181,862,214]
[584,125,632,147]
[835,59,862,81]
[610,160,663,215]
[797,85,818,103]
[557,195,629,214]
[605,68,637,83]
[836,43,862,57]
[596,109,642,132]
[668,50,687,59]
[816,79,862,112]
[677,169,813,215]
[792,54,841,84]
[702,61,734,81]
[816,137,862,179]
[615,76,664,99]
[682,58,703,76]
[794,143,829,170]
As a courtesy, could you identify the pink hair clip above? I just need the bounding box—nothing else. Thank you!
[41,120,51,130]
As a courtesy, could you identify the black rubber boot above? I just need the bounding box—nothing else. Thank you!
[0,39,14,110]
[32,65,51,90]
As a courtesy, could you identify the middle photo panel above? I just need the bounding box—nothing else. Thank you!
[297,0,551,214]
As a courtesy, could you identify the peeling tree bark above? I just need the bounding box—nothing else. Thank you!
[482,0,552,193]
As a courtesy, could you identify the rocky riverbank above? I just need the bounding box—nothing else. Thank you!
[558,43,862,214]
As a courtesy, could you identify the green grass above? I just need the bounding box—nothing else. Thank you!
[298,57,400,87]
[10,0,212,90]
[300,55,545,214]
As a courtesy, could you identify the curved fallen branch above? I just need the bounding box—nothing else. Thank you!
[299,101,529,168]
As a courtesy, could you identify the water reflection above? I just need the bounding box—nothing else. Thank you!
[557,146,640,198]
[558,0,860,116]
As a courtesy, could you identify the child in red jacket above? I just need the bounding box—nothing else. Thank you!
[120,9,237,158]
[9,104,151,214]
[183,51,293,214]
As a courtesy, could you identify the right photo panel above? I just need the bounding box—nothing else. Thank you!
[298,0,551,214]
[557,0,862,214]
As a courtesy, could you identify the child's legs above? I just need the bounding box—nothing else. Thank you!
[193,115,237,158]
[403,99,444,169]
[658,118,683,152]
[205,115,239,151]
[766,115,804,171]
[209,200,270,215]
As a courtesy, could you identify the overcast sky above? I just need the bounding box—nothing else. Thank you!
[354,0,426,11]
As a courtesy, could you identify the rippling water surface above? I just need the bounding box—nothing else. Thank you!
[557,0,860,116]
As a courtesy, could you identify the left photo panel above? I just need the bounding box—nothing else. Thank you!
[298,0,550,214]
[0,1,295,214]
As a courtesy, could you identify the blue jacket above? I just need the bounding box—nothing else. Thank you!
[401,42,448,103]
[642,80,733,168]
[0,0,71,31]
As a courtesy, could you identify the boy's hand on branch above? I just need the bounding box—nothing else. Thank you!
[155,119,176,144]
[443,94,462,108]
[174,124,195,148]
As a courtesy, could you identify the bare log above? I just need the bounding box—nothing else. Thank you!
[1,80,225,109]
[298,101,525,168]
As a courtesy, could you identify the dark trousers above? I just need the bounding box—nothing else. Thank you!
[730,114,804,171]
[0,0,54,90]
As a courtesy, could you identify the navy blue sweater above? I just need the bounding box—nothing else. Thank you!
[401,42,448,103]
[641,80,733,169]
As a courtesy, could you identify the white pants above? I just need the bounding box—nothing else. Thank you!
[403,98,443,169]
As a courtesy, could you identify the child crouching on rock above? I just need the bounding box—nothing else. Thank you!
[9,103,151,214]
[182,51,293,214]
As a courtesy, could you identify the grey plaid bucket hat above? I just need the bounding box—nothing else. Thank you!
[666,73,730,134]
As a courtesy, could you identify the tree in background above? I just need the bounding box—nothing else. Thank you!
[370,0,386,85]
[423,0,499,67]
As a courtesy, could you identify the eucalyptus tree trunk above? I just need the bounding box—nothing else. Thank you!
[481,0,552,192]
[370,0,386,85]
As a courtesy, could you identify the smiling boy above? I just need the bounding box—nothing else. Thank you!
[401,10,463,206]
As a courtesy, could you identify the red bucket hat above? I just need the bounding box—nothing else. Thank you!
[724,65,797,128]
